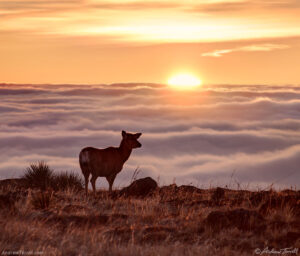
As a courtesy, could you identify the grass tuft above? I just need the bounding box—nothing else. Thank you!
[22,162,83,191]
[22,161,54,190]
[31,191,53,210]
[52,172,84,191]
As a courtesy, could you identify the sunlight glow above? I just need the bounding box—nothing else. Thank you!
[168,74,202,90]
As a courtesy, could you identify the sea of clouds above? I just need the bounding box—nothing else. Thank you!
[0,83,299,189]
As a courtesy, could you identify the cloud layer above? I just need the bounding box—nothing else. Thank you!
[0,83,299,189]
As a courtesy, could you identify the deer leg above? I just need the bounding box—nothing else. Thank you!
[106,174,116,194]
[90,175,97,197]
[84,174,89,197]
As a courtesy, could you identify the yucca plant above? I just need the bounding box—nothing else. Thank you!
[22,161,54,190]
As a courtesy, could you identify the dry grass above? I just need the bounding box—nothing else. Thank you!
[22,162,83,192]
[0,162,300,256]
[0,176,299,255]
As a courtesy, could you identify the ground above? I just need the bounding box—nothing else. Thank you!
[0,178,299,256]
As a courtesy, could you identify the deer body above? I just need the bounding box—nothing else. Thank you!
[79,131,142,196]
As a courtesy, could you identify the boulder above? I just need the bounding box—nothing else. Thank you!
[120,177,158,197]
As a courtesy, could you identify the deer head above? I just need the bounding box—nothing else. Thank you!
[121,130,142,149]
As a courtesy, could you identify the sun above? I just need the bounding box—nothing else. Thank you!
[167,73,202,90]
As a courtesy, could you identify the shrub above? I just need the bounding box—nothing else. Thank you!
[22,161,54,190]
[22,162,83,192]
[52,172,83,191]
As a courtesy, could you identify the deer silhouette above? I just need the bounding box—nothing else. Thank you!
[79,130,142,196]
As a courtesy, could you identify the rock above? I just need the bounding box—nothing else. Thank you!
[120,177,158,197]
[159,184,203,203]
[178,185,203,194]
[158,184,178,201]
[159,184,178,194]
[205,208,265,231]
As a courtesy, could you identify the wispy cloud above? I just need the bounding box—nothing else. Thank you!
[202,43,289,57]
[190,0,300,13]
[1,0,300,43]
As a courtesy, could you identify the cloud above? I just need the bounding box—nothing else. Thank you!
[90,1,181,10]
[1,0,300,44]
[202,43,289,57]
[0,83,300,189]
[190,0,300,13]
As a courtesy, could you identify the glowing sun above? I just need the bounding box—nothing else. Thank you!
[167,73,202,89]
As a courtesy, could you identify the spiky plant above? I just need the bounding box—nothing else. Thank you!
[22,161,54,190]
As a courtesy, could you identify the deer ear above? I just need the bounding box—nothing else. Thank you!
[134,133,142,139]
[122,130,127,138]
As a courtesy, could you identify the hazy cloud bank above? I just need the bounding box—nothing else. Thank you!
[0,83,299,189]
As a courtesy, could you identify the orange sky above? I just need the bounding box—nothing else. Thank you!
[1,0,300,84]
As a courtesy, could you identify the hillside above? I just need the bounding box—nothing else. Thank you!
[0,175,299,256]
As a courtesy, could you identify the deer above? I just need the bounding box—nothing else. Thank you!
[79,130,142,196]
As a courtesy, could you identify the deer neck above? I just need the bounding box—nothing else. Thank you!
[119,140,132,163]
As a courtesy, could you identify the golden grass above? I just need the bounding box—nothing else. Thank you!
[0,182,299,256]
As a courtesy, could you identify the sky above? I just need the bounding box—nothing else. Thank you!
[1,0,300,84]
[0,1,300,189]
[1,83,300,189]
